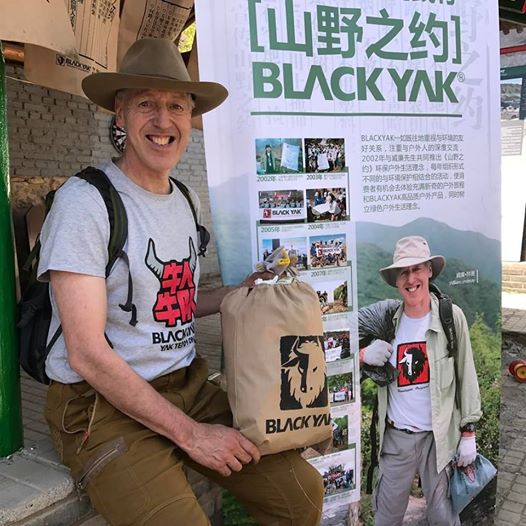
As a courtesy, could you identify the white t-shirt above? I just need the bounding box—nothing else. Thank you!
[38,161,201,383]
[387,311,432,432]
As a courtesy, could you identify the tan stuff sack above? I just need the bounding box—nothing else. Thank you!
[220,279,332,455]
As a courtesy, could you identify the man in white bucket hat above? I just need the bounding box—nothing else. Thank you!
[38,38,323,525]
[360,236,481,525]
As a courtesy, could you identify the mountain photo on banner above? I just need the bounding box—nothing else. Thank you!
[357,218,501,525]
[356,218,500,330]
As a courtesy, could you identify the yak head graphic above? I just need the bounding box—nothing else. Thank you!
[398,345,426,384]
[280,336,327,410]
[145,238,197,327]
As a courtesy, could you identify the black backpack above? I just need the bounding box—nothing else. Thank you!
[17,166,209,384]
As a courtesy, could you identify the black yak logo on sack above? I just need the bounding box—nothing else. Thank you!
[397,342,429,387]
[280,336,328,410]
[145,238,197,327]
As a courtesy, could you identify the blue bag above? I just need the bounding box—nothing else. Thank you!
[449,454,497,514]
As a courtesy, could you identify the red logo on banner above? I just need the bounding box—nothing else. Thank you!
[263,208,272,219]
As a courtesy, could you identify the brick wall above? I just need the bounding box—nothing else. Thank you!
[503,262,526,293]
[5,63,220,277]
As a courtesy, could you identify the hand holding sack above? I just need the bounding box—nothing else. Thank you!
[456,435,477,467]
[362,340,393,366]
[449,453,497,514]
[220,279,331,455]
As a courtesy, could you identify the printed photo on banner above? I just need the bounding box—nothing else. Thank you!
[306,187,347,222]
[309,448,357,498]
[328,372,354,406]
[305,138,346,173]
[318,280,349,315]
[258,190,305,223]
[304,413,351,460]
[323,330,351,363]
[357,219,501,521]
[309,234,347,269]
[256,138,304,175]
[303,276,352,315]
[260,237,308,270]
[307,278,349,315]
[330,415,349,453]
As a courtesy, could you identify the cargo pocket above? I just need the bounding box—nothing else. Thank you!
[439,357,455,389]
[76,437,128,491]
[87,447,150,523]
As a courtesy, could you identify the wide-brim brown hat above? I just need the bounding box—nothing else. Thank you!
[82,37,228,117]
[379,235,446,287]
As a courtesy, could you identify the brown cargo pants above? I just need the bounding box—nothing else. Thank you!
[44,357,324,526]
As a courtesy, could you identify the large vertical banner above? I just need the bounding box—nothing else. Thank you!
[197,0,500,520]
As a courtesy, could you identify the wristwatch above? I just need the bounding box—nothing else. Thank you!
[460,423,476,433]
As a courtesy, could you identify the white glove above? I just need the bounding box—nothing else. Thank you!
[456,436,477,467]
[362,340,392,367]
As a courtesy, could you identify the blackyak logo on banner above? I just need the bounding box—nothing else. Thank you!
[145,238,197,327]
[280,335,328,410]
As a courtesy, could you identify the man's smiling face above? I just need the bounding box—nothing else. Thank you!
[395,262,432,314]
[115,89,192,179]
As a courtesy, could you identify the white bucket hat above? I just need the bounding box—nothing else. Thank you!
[379,236,446,287]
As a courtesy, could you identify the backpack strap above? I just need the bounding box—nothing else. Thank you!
[429,283,457,358]
[75,167,127,276]
[429,282,460,410]
[75,167,137,326]
[23,191,58,275]
[170,177,210,257]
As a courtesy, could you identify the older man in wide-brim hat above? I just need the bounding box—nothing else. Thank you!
[360,236,481,526]
[39,38,323,526]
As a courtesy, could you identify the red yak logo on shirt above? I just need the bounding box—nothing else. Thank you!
[397,341,429,387]
[145,238,197,327]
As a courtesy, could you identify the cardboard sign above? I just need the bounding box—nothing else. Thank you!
[0,0,76,54]
[25,0,120,98]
